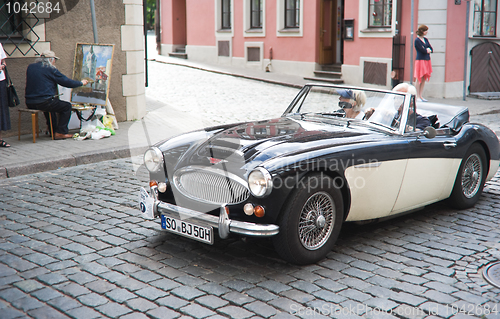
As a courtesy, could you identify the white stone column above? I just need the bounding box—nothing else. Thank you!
[122,0,146,120]
[417,0,447,98]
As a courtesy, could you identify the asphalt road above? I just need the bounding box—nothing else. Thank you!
[0,157,499,318]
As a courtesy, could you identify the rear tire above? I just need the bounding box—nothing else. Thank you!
[273,173,343,265]
[449,144,487,209]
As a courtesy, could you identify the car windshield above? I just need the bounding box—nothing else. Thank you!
[284,85,412,132]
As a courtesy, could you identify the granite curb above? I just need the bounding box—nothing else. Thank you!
[0,145,148,179]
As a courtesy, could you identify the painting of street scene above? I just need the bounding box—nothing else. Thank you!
[71,43,114,105]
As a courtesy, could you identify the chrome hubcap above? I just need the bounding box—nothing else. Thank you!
[298,191,335,251]
[316,215,326,229]
[462,154,482,199]
[472,171,479,184]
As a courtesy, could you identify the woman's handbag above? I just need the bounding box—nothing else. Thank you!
[4,66,20,108]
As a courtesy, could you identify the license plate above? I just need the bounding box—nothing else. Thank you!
[161,215,214,245]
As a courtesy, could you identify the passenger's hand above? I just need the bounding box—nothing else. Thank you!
[81,79,89,86]
[364,108,375,120]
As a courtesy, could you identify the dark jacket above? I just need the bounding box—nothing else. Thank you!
[415,37,433,61]
[25,61,82,104]
[407,113,431,131]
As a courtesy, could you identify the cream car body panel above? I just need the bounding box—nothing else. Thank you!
[344,160,408,221]
[487,160,500,181]
[392,158,462,213]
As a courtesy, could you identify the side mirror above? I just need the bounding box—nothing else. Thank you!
[423,126,437,139]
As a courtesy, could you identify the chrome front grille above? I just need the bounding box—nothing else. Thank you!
[173,166,250,205]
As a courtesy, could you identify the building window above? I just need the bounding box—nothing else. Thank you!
[285,0,299,28]
[0,0,24,38]
[244,0,265,37]
[221,0,231,30]
[250,0,262,29]
[368,0,392,28]
[473,0,497,36]
[0,0,42,56]
[277,0,302,36]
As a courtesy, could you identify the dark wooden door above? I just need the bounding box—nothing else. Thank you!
[470,42,500,93]
[319,0,336,65]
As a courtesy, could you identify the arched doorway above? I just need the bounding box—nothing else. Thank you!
[470,42,500,93]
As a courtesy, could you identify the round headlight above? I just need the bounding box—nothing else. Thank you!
[248,168,273,197]
[144,147,164,173]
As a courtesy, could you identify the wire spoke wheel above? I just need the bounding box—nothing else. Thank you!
[298,191,335,250]
[461,153,482,199]
[273,173,343,264]
[449,144,487,209]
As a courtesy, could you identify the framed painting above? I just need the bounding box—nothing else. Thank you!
[71,43,114,106]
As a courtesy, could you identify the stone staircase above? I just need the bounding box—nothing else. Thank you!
[304,64,343,84]
[168,46,187,59]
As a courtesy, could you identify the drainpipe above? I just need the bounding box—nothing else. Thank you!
[409,0,414,85]
[265,48,273,72]
[90,0,98,43]
[144,0,148,87]
[463,0,470,101]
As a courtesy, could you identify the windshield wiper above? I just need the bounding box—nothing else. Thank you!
[319,112,346,118]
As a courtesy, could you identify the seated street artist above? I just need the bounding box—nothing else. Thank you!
[25,50,88,140]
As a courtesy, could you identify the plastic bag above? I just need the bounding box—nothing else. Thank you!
[80,117,104,134]
[91,128,112,140]
[95,105,107,117]
[102,115,115,130]
[103,127,115,136]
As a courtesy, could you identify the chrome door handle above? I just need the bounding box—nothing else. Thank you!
[444,142,457,148]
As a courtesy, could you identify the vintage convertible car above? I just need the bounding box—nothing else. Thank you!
[139,84,500,264]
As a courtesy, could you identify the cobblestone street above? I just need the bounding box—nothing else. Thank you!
[1,61,500,318]
[0,156,499,318]
[144,62,299,129]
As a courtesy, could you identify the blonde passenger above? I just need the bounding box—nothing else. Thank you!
[337,89,367,119]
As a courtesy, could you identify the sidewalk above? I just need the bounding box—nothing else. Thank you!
[1,51,499,179]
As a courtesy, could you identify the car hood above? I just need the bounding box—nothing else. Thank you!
[174,116,387,173]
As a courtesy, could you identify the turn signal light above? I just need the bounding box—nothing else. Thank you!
[149,180,158,187]
[254,205,265,218]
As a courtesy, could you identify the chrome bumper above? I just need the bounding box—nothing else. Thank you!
[156,201,279,239]
[142,185,279,239]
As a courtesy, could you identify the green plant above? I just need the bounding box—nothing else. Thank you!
[145,0,156,30]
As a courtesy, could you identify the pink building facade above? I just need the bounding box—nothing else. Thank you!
[159,0,500,98]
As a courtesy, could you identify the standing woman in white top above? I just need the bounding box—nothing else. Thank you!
[0,43,10,147]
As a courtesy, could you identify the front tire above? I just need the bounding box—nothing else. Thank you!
[449,144,487,209]
[273,173,343,265]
